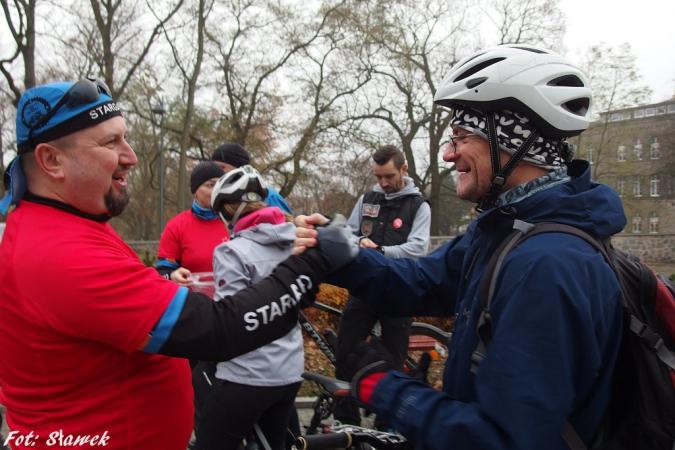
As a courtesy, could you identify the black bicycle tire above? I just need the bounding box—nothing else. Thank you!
[409,322,451,342]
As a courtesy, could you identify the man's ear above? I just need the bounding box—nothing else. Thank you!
[401,163,408,177]
[33,143,65,180]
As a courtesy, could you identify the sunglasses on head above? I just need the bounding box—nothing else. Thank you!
[28,77,112,139]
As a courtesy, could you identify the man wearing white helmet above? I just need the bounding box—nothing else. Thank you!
[294,44,626,449]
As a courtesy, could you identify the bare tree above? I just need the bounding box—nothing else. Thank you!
[0,0,38,105]
[200,0,358,188]
[163,0,213,210]
[482,0,566,51]
[332,0,475,234]
[48,0,183,100]
[266,2,377,198]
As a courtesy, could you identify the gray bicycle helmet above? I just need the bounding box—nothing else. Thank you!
[434,44,592,140]
[210,165,269,227]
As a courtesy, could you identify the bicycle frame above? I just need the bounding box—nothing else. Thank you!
[299,311,337,365]
[298,301,345,365]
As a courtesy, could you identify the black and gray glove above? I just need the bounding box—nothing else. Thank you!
[314,214,359,273]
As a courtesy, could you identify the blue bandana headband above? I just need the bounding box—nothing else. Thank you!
[1,80,122,215]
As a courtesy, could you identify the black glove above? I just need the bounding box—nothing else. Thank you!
[345,337,395,404]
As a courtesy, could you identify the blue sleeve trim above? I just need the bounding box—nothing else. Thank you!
[143,287,189,353]
[156,258,180,269]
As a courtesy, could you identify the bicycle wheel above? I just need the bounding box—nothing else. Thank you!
[405,322,451,390]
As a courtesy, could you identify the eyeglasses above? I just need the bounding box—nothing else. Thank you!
[28,78,112,139]
[449,132,477,153]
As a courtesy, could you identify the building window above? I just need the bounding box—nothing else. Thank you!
[633,176,642,197]
[651,175,660,197]
[623,112,632,120]
[632,216,642,233]
[633,139,642,160]
[650,213,659,234]
[657,106,666,115]
[634,109,645,118]
[669,104,675,113]
[586,148,594,165]
[645,107,655,117]
[610,113,621,122]
[617,176,625,197]
[651,138,660,159]
[618,145,626,162]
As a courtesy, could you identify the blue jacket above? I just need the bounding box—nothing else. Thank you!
[327,160,626,450]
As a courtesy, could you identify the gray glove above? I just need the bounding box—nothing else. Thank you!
[315,214,360,273]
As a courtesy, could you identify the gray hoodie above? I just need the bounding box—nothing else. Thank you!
[212,214,303,386]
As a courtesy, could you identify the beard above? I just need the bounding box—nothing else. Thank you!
[105,187,130,217]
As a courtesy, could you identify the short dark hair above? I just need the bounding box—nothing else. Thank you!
[372,145,405,170]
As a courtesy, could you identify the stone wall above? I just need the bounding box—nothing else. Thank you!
[129,234,675,265]
[428,234,675,264]
[611,234,675,263]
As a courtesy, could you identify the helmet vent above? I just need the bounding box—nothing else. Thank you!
[466,77,488,89]
[454,58,505,82]
[512,46,547,54]
[548,75,585,87]
[561,98,590,116]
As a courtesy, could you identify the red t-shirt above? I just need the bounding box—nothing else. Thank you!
[157,209,229,273]
[0,201,193,449]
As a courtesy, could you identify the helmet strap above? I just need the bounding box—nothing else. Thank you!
[476,113,541,213]
[218,210,232,231]
[228,201,248,232]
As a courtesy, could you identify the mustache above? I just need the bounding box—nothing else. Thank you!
[113,165,133,176]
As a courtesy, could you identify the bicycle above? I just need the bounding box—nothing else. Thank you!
[245,372,414,450]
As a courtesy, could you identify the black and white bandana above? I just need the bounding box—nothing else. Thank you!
[450,106,575,170]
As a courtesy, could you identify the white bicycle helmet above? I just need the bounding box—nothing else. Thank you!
[211,165,269,226]
[434,44,592,139]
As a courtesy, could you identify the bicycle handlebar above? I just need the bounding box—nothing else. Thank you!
[296,433,352,450]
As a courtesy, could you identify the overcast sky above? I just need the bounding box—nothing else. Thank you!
[558,0,675,103]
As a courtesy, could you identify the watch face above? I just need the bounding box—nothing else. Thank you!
[361,220,373,237]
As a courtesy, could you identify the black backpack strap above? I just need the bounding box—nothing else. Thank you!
[629,315,675,371]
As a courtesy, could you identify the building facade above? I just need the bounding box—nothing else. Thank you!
[571,98,675,234]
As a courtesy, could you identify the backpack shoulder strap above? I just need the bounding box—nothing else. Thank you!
[472,220,606,450]
[471,220,606,374]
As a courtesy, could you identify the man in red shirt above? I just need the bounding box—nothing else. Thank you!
[0,79,357,450]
